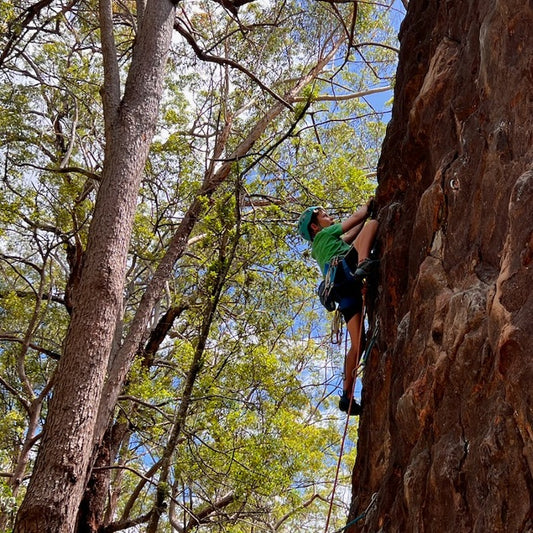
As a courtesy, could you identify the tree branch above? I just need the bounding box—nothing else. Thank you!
[274,493,329,530]
[174,20,294,111]
[119,459,163,522]
[49,166,101,181]
[0,375,31,413]
[292,85,392,102]
[141,304,189,367]
[98,0,121,122]
[183,492,236,531]
[0,0,55,67]
[101,510,153,533]
[0,334,61,360]
[354,41,400,54]
[0,290,65,306]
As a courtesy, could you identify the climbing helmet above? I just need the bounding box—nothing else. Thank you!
[297,206,323,241]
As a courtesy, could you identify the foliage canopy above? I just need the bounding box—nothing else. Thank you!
[0,0,402,530]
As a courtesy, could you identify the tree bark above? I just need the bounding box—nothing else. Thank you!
[76,421,130,533]
[350,0,533,531]
[90,30,346,470]
[13,0,176,531]
[14,5,350,531]
[75,305,186,531]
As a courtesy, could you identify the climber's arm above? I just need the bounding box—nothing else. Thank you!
[341,221,364,244]
[340,202,370,235]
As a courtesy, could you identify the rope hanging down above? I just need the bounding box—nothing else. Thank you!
[323,289,380,533]
[323,291,367,533]
[331,492,378,533]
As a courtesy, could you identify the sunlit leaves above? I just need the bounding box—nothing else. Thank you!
[0,0,403,529]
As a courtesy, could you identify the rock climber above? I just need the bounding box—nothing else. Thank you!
[298,199,378,415]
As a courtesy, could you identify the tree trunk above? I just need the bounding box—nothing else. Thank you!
[14,5,350,531]
[75,305,186,531]
[350,0,533,531]
[76,421,130,533]
[13,1,176,531]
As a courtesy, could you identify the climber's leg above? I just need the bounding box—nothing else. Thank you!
[338,307,364,416]
[344,312,362,394]
[354,219,379,263]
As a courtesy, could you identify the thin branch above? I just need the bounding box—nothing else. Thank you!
[0,0,55,67]
[0,375,30,412]
[119,459,163,522]
[183,492,236,531]
[0,334,61,360]
[274,494,329,530]
[117,395,174,421]
[0,290,65,306]
[292,85,392,102]
[93,463,159,483]
[295,111,389,136]
[141,304,189,367]
[16,162,101,182]
[98,0,121,121]
[174,20,294,111]
[354,40,400,54]
[59,100,78,168]
[0,253,44,275]
[232,98,311,180]
[101,510,153,533]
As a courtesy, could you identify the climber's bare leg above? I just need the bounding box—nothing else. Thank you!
[344,312,363,396]
[354,219,378,263]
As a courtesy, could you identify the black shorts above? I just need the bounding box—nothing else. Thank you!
[331,253,363,322]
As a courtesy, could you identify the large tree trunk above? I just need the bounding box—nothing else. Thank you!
[350,0,533,531]
[14,3,350,529]
[13,1,176,531]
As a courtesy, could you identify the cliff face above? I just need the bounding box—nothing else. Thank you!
[351,1,533,531]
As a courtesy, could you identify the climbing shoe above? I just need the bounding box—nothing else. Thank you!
[339,392,362,416]
[354,258,379,281]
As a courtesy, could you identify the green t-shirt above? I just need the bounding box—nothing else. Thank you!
[311,223,351,274]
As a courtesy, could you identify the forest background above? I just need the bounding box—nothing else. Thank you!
[0,0,403,531]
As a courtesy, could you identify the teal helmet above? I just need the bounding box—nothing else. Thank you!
[297,206,322,241]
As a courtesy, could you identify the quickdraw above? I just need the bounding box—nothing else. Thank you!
[330,309,343,344]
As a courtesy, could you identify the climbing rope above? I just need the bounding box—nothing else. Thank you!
[331,492,378,533]
[323,291,367,533]
[361,323,379,366]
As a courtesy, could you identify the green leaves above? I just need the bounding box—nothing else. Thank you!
[0,0,402,529]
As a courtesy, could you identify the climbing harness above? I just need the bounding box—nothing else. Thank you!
[318,279,337,312]
[318,256,340,312]
[319,251,360,312]
[324,256,340,298]
[322,253,363,341]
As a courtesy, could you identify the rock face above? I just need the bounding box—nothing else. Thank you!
[350,1,533,531]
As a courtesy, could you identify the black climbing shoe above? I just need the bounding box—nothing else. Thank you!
[339,392,362,416]
[354,258,379,281]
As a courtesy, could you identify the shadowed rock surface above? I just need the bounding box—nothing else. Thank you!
[350,1,533,531]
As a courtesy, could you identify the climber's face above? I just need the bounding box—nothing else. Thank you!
[315,209,334,228]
